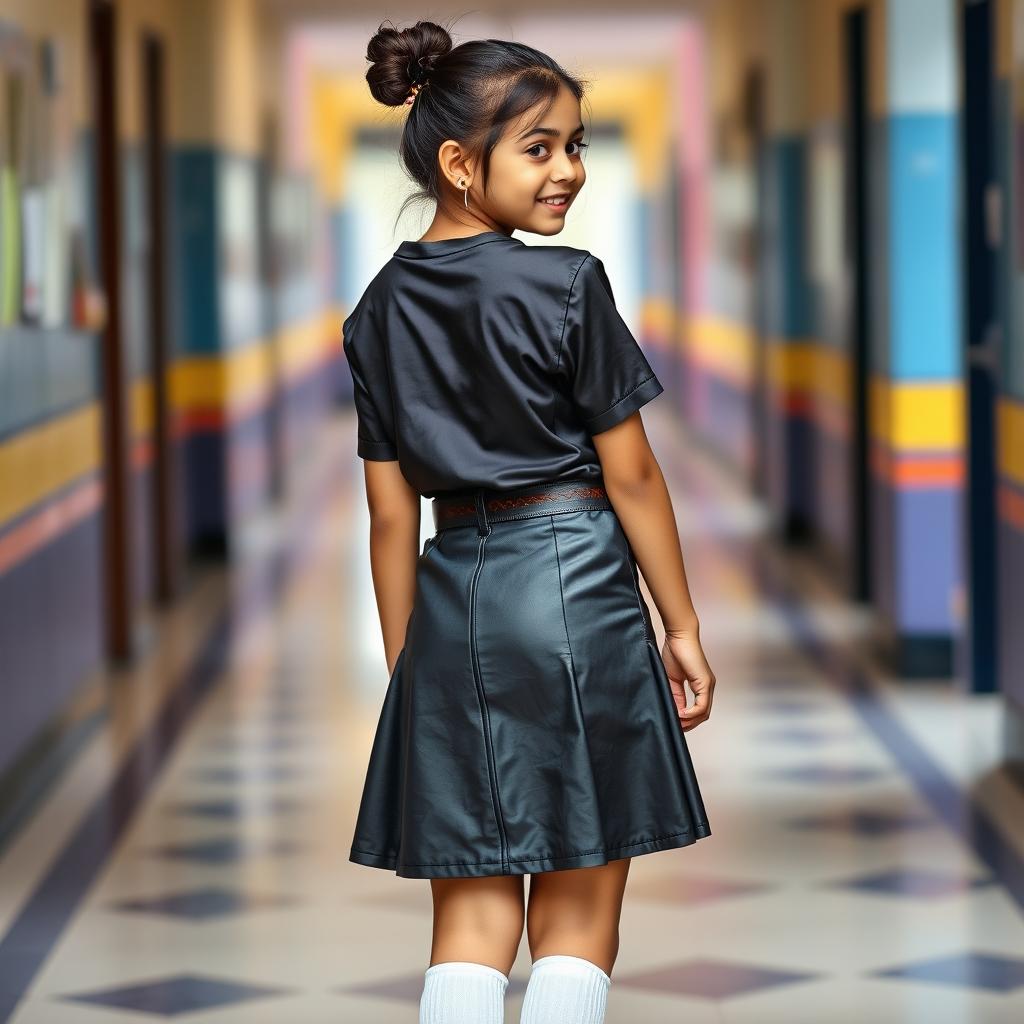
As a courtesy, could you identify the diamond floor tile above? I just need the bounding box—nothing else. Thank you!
[107,887,297,921]
[823,867,994,899]
[59,973,293,1016]
[615,958,820,1000]
[163,796,304,819]
[769,763,890,784]
[783,809,937,837]
[624,874,775,906]
[145,837,302,863]
[872,952,1024,992]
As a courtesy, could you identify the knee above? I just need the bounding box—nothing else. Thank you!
[430,878,526,971]
[527,910,619,950]
[527,928,620,977]
[526,902,620,966]
[455,902,526,950]
[526,878,615,938]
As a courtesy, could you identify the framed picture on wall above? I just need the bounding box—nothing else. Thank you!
[0,23,76,330]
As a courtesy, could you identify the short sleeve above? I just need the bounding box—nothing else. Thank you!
[557,254,664,434]
[342,306,398,461]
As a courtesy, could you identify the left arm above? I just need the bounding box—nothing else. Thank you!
[362,460,420,673]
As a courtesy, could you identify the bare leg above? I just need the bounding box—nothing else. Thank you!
[525,859,631,976]
[427,874,526,975]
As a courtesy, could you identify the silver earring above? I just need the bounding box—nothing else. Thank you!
[460,178,469,209]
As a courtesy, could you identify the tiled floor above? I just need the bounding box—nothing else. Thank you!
[2,407,1024,1023]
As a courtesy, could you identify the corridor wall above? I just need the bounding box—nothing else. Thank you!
[0,0,342,779]
[699,0,964,677]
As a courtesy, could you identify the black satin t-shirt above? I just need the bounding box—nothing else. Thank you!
[341,230,664,498]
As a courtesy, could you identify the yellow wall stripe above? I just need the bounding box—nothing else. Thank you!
[684,315,964,452]
[998,396,1024,486]
[0,405,102,526]
[686,314,756,385]
[766,339,819,392]
[170,308,343,412]
[1,307,345,529]
[870,376,964,450]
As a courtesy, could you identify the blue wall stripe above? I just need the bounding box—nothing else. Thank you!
[171,148,220,356]
[764,135,813,339]
[889,112,960,379]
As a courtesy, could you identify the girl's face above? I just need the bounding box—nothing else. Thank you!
[483,85,587,236]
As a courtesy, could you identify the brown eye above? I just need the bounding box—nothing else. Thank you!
[527,141,588,158]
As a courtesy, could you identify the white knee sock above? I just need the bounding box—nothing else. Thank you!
[519,954,610,1024]
[419,960,509,1024]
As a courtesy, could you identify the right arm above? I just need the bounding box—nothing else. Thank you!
[592,412,715,731]
[556,251,715,729]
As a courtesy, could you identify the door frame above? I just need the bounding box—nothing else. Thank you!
[842,4,873,603]
[89,0,133,660]
[959,0,1000,694]
[141,28,179,603]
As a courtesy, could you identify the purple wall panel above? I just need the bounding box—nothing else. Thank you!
[0,512,104,777]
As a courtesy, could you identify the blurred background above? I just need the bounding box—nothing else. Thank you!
[0,0,1022,1021]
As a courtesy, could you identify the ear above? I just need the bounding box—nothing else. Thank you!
[437,139,475,189]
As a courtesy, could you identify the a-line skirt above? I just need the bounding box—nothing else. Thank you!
[348,478,712,879]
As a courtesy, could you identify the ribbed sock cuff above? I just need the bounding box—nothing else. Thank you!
[520,954,610,1023]
[420,961,508,1024]
[531,955,611,981]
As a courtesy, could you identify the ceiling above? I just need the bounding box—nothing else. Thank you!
[259,0,710,27]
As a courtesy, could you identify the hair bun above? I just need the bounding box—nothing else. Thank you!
[365,20,453,107]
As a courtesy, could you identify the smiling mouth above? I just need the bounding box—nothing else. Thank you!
[538,194,571,208]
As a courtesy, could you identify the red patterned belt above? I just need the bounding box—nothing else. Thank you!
[431,478,612,534]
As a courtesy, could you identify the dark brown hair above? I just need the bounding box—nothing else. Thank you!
[364,19,590,223]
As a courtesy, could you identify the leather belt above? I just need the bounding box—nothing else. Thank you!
[431,478,612,535]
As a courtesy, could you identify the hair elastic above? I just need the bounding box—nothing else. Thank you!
[404,81,427,105]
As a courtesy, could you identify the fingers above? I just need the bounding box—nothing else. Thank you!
[680,685,710,719]
[672,673,714,731]
[663,646,716,731]
[667,677,689,717]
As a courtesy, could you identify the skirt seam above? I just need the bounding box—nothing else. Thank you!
[469,529,510,872]
[351,826,698,868]
[549,513,603,818]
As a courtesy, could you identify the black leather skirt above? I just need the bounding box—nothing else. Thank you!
[348,478,712,878]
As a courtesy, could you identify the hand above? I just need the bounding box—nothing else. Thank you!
[661,629,715,732]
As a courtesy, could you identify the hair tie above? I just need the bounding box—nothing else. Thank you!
[404,56,432,105]
[404,80,428,105]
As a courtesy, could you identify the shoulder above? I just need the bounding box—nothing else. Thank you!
[342,261,396,344]
[523,245,619,301]
[507,241,593,278]
[491,241,609,303]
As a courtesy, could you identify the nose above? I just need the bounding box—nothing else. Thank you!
[550,150,576,183]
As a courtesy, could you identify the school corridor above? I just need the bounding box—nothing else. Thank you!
[1,404,1022,1023]
[1,0,1024,1021]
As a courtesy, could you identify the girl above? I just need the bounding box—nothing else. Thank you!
[343,19,716,1024]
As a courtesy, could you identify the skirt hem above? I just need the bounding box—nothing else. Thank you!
[349,823,712,879]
